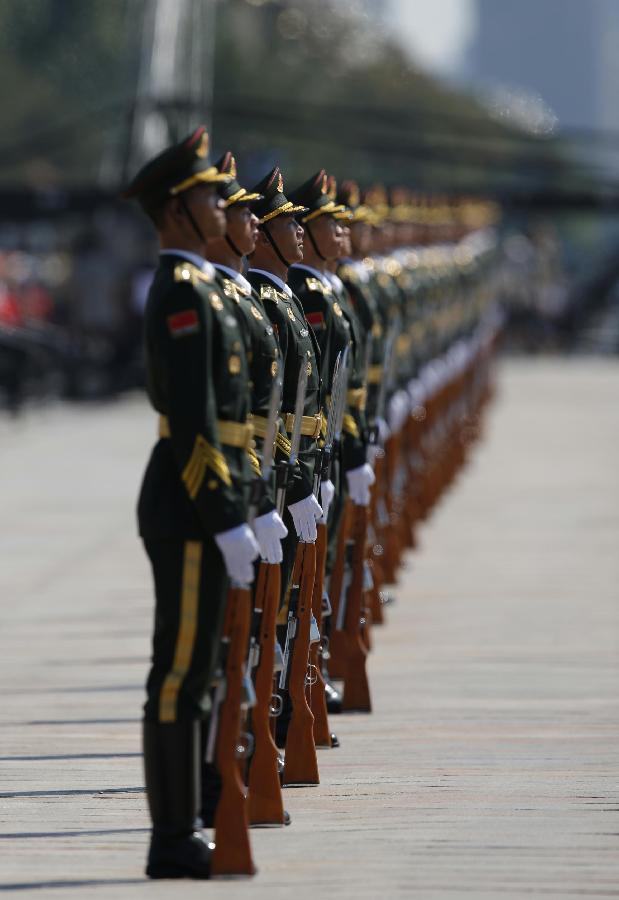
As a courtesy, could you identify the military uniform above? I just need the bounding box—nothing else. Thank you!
[123,127,255,880]
[210,151,281,510]
[287,172,368,474]
[246,167,323,598]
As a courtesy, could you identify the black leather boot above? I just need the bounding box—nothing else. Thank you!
[199,760,222,829]
[143,719,214,879]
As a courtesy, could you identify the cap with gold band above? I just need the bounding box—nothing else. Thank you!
[361,184,391,225]
[121,126,231,204]
[288,169,348,223]
[327,174,353,221]
[337,179,377,225]
[215,151,263,207]
[248,166,308,225]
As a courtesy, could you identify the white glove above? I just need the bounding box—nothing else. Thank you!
[214,523,260,585]
[346,462,376,507]
[318,478,335,524]
[287,493,322,543]
[252,510,288,564]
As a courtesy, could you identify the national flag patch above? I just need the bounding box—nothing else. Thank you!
[167,309,199,338]
[306,311,325,329]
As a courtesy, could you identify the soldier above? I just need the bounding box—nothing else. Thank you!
[204,151,288,562]
[245,168,327,593]
[122,126,260,880]
[287,171,375,507]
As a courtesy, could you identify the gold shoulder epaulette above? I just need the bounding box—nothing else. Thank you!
[306,276,326,294]
[260,284,279,303]
[339,264,357,283]
[174,262,214,286]
[221,279,239,302]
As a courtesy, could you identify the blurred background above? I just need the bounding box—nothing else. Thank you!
[2,0,619,411]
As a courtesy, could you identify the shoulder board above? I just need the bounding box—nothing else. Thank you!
[306,276,330,295]
[339,264,357,283]
[173,262,214,286]
[260,284,279,303]
[221,279,240,302]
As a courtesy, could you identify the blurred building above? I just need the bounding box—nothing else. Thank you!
[469,0,619,133]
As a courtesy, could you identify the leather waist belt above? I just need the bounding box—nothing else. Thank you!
[249,414,269,439]
[159,416,254,450]
[283,412,323,439]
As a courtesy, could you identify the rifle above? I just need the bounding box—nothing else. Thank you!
[278,361,320,786]
[307,349,349,747]
[209,379,286,870]
[246,376,290,827]
[320,348,353,681]
[209,581,256,876]
[332,321,400,701]
[371,319,402,586]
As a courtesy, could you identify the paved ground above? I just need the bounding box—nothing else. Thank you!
[1,357,618,899]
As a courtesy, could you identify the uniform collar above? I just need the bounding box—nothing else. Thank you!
[247,267,292,298]
[213,263,252,295]
[291,263,330,287]
[160,249,215,279]
[324,270,344,292]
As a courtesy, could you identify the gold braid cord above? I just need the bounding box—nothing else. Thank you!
[182,435,232,498]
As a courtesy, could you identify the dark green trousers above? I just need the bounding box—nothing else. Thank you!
[143,537,228,723]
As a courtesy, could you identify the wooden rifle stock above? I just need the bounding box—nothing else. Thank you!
[382,433,402,583]
[211,586,256,877]
[326,500,352,679]
[282,540,319,786]
[367,453,386,625]
[307,522,332,747]
[341,502,372,712]
[247,562,287,826]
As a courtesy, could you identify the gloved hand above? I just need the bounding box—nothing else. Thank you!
[318,478,335,524]
[287,493,322,543]
[252,510,288,564]
[214,523,260,585]
[346,462,376,506]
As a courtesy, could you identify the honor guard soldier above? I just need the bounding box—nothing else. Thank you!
[205,151,288,563]
[122,126,260,880]
[287,172,375,509]
[335,181,386,429]
[245,167,325,592]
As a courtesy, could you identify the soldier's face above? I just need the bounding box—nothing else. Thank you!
[226,205,259,255]
[270,214,304,262]
[311,214,342,261]
[351,222,371,257]
[185,184,227,239]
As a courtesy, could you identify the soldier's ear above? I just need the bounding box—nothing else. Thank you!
[169,196,185,225]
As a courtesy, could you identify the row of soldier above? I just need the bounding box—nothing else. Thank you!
[122,126,501,879]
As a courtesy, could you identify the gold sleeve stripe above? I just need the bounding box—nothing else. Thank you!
[342,413,360,438]
[247,446,262,476]
[182,435,232,499]
[159,541,202,723]
[275,433,291,457]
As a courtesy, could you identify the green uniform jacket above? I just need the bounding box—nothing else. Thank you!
[138,254,250,540]
[288,266,365,472]
[215,269,280,514]
[246,269,322,505]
